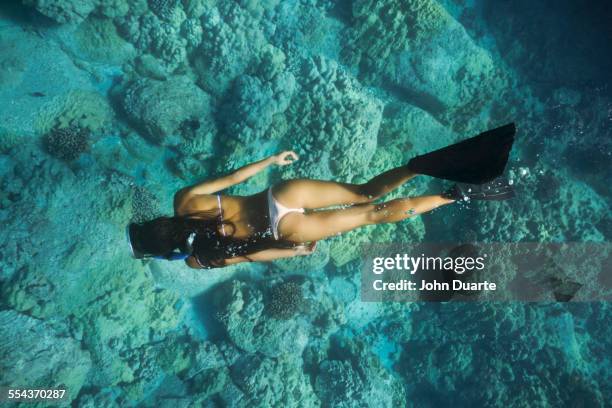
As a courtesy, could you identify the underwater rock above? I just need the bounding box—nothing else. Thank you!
[0,128,23,155]
[74,388,119,407]
[112,0,213,74]
[143,375,191,407]
[119,345,168,401]
[149,0,181,21]
[212,279,309,357]
[44,125,90,161]
[341,0,421,66]
[116,8,188,72]
[71,17,136,64]
[169,114,217,179]
[0,157,188,390]
[212,279,266,354]
[282,55,383,181]
[187,366,232,403]
[186,341,227,377]
[550,93,612,201]
[314,336,406,407]
[315,360,359,404]
[22,0,97,23]
[476,167,609,242]
[181,17,204,49]
[216,340,243,367]
[343,0,507,128]
[220,46,296,146]
[192,2,269,96]
[134,53,171,79]
[378,102,457,156]
[302,277,348,339]
[153,333,194,376]
[35,89,114,135]
[230,354,320,407]
[181,0,212,19]
[0,266,57,318]
[77,277,183,388]
[211,276,347,358]
[395,303,610,406]
[0,25,97,137]
[120,75,212,144]
[0,310,92,402]
[394,19,507,126]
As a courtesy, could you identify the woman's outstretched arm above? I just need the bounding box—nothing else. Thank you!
[179,151,298,196]
[185,242,317,268]
[226,245,315,264]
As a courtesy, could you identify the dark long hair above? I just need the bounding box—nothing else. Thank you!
[129,210,294,267]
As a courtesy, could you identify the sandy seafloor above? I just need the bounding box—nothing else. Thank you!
[0,0,611,406]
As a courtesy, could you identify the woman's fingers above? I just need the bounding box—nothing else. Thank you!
[283,151,298,163]
[306,241,318,253]
[278,150,299,165]
[295,240,317,256]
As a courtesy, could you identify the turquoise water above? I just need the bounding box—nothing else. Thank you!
[0,0,610,406]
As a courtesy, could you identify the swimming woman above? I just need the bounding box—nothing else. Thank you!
[127,123,516,268]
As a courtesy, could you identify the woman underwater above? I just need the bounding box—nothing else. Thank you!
[127,123,516,268]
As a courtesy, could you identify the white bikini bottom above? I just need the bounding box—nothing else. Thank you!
[268,187,304,240]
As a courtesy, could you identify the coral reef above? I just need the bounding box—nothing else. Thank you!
[314,336,406,407]
[22,0,97,23]
[229,353,320,407]
[149,0,180,20]
[0,24,98,137]
[342,0,446,66]
[72,17,136,64]
[281,55,383,181]
[212,279,309,357]
[220,45,296,147]
[43,125,90,161]
[395,303,610,406]
[36,90,114,134]
[343,0,508,130]
[265,281,303,319]
[0,310,92,401]
[192,1,272,96]
[378,102,457,156]
[120,75,212,144]
[2,0,612,405]
[116,8,188,72]
[464,166,610,242]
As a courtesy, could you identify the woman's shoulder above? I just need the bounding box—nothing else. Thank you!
[174,190,218,216]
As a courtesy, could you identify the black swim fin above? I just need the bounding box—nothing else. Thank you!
[407,123,516,184]
[443,177,515,201]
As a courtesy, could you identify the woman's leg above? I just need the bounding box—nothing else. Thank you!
[278,194,454,242]
[274,166,417,209]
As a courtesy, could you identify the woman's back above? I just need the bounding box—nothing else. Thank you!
[174,189,270,240]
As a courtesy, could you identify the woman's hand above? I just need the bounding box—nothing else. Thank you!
[272,151,299,166]
[295,241,317,256]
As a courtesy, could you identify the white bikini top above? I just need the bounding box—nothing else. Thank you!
[217,194,226,236]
